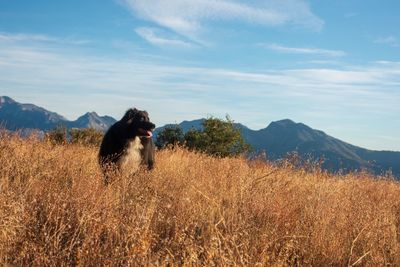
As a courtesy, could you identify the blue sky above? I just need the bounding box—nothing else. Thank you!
[0,0,399,151]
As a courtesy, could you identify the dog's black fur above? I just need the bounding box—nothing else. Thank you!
[99,108,155,182]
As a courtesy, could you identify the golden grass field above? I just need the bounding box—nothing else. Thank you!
[1,133,400,266]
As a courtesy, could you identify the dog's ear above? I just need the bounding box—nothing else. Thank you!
[121,108,138,123]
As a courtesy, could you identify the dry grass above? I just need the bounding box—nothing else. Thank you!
[1,132,400,266]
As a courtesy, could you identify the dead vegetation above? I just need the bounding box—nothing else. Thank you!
[1,132,400,266]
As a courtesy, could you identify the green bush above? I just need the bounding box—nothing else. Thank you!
[184,116,251,157]
[155,125,185,149]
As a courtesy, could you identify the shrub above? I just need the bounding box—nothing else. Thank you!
[155,125,184,149]
[45,125,68,145]
[184,116,251,157]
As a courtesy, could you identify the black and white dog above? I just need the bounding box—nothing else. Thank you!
[99,108,155,183]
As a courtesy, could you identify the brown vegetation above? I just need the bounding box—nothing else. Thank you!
[1,132,400,266]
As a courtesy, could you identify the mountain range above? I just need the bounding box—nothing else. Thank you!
[155,119,400,177]
[1,96,399,177]
[0,96,116,132]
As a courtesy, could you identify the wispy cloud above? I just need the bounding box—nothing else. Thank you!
[122,0,324,43]
[374,36,399,47]
[0,32,90,45]
[344,12,358,19]
[1,32,400,149]
[135,27,193,47]
[262,43,346,57]
[0,33,54,42]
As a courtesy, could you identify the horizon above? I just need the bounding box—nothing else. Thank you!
[1,1,399,151]
[3,94,400,153]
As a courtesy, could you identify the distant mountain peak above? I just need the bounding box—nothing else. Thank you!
[70,111,116,131]
[86,111,99,116]
[267,119,313,132]
[75,113,101,124]
[267,119,298,129]
[0,96,16,105]
[274,119,296,125]
[79,111,100,120]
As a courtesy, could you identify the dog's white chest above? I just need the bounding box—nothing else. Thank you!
[120,137,143,176]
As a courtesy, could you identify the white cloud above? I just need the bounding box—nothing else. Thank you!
[263,43,346,57]
[135,27,193,47]
[374,36,399,47]
[122,0,324,43]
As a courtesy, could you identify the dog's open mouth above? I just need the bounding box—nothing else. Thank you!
[138,128,153,138]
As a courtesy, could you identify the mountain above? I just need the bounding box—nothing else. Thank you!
[154,119,400,177]
[0,96,116,132]
[0,96,67,131]
[243,119,400,176]
[67,112,117,132]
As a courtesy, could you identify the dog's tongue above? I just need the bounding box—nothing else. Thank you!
[146,131,153,138]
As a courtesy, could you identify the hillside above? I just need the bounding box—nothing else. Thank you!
[243,119,400,176]
[0,133,399,266]
[156,119,400,177]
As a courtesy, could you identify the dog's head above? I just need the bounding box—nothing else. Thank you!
[121,108,156,139]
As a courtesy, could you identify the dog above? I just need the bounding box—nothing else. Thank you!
[98,108,156,183]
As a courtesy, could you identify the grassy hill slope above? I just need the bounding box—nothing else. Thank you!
[1,133,400,266]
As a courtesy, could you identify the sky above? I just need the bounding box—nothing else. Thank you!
[0,0,399,151]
